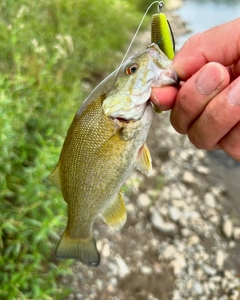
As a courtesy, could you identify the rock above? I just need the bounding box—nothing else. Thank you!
[221,277,228,290]
[75,293,84,300]
[222,217,233,238]
[207,280,216,291]
[210,276,222,283]
[150,210,163,229]
[179,149,191,161]
[168,206,181,222]
[209,214,220,225]
[170,187,183,199]
[150,210,178,235]
[181,228,192,237]
[96,279,103,290]
[179,216,188,227]
[114,255,130,278]
[196,165,210,175]
[148,294,159,300]
[162,245,176,260]
[171,253,187,275]
[218,296,228,300]
[187,235,200,245]
[140,265,152,275]
[172,290,181,300]
[159,206,168,217]
[203,264,217,276]
[193,281,203,295]
[204,193,216,208]
[233,227,240,240]
[182,171,195,184]
[139,193,151,207]
[216,250,226,270]
[102,243,110,258]
[195,150,206,160]
[96,240,103,251]
[224,270,234,280]
[126,203,135,212]
[228,289,240,300]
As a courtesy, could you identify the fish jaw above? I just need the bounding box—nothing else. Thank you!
[151,68,177,87]
[102,43,177,121]
[147,43,178,87]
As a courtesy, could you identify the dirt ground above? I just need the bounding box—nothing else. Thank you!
[61,8,240,300]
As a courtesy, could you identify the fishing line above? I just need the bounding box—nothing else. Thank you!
[117,1,163,70]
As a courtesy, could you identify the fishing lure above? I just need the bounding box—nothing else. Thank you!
[151,1,175,60]
[151,1,176,113]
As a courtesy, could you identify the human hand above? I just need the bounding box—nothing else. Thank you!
[151,18,240,161]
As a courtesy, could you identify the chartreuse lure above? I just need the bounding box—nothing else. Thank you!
[151,1,175,60]
[151,1,175,113]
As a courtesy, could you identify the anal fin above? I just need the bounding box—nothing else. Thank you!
[101,193,126,230]
[134,143,152,176]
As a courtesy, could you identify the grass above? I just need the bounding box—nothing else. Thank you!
[0,0,150,298]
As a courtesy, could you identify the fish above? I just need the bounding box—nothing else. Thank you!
[49,43,177,267]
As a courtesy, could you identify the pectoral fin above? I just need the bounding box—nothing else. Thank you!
[48,164,61,190]
[134,143,152,176]
[101,193,127,230]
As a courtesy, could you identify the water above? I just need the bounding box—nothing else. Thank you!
[176,0,240,49]
[176,0,240,219]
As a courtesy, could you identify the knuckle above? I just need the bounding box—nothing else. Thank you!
[188,129,205,149]
[219,121,240,161]
[170,90,197,134]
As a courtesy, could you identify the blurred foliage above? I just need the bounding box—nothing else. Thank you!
[0,0,151,298]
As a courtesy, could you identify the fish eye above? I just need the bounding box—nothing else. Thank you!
[125,63,138,75]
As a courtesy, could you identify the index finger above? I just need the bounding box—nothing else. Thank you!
[151,85,179,110]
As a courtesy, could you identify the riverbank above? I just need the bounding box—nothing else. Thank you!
[63,7,240,300]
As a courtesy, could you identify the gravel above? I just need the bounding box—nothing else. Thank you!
[62,108,240,300]
[61,8,240,300]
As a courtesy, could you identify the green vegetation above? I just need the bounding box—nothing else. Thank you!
[0,0,155,298]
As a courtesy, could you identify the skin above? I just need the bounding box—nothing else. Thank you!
[150,18,240,161]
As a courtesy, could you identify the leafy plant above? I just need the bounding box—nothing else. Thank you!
[0,0,143,298]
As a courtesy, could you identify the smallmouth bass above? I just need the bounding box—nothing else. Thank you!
[49,43,177,267]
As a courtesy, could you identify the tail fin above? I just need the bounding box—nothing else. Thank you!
[56,231,100,267]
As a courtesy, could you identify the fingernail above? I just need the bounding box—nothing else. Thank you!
[151,92,159,104]
[151,93,167,111]
[228,80,240,106]
[196,63,224,95]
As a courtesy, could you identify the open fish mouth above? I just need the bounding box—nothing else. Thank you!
[113,100,152,123]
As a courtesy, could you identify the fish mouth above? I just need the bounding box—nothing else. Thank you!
[154,67,178,87]
[114,116,130,123]
[148,58,178,87]
[146,43,179,86]
[113,101,152,123]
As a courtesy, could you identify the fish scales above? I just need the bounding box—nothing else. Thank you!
[49,43,177,266]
